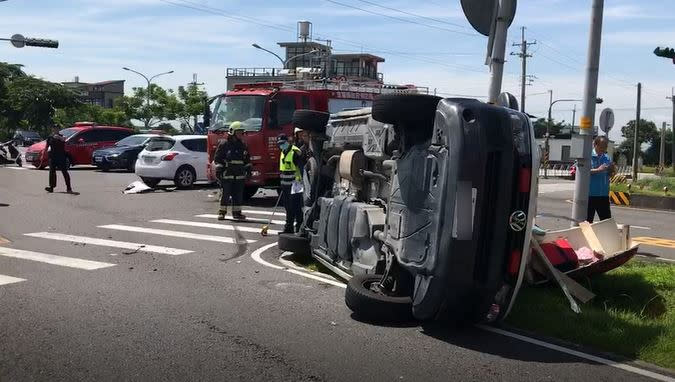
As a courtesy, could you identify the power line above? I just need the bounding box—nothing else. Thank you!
[351,0,476,32]
[322,0,478,36]
[159,0,491,78]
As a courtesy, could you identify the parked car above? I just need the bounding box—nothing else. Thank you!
[92,134,162,172]
[12,130,42,146]
[24,123,133,169]
[134,135,208,188]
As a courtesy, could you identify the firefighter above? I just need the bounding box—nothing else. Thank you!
[277,134,304,234]
[214,121,250,221]
[44,125,73,194]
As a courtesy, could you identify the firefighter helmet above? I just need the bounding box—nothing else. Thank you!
[229,121,244,133]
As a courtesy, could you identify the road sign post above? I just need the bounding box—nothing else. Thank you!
[599,108,614,135]
[572,0,604,226]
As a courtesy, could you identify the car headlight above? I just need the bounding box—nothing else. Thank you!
[106,153,120,159]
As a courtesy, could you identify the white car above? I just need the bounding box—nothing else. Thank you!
[135,135,208,188]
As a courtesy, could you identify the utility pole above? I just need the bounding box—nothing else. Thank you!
[188,73,204,133]
[511,26,536,112]
[572,0,604,226]
[544,89,552,179]
[487,0,515,104]
[660,122,667,168]
[572,104,577,128]
[632,83,641,181]
[669,88,675,170]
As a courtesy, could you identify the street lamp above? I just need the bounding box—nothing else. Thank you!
[251,43,319,69]
[544,95,603,178]
[122,67,174,129]
[1,34,58,49]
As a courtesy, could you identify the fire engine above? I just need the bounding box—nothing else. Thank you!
[203,79,425,198]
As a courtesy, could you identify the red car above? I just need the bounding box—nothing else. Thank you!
[25,123,133,169]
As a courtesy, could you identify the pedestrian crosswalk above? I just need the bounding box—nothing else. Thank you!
[0,208,286,287]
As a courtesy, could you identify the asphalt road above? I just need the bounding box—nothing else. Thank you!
[0,165,672,381]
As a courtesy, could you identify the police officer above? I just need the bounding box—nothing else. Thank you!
[214,121,250,221]
[44,125,73,193]
[277,134,304,234]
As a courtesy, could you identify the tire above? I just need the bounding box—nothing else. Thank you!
[141,177,161,188]
[243,186,259,201]
[371,94,442,127]
[174,165,196,189]
[278,233,311,256]
[303,157,318,207]
[292,110,330,134]
[345,274,413,323]
[101,164,111,172]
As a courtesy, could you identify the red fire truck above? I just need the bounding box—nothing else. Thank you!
[204,80,423,198]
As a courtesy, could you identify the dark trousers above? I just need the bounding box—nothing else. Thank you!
[281,186,303,231]
[220,179,245,214]
[587,196,611,223]
[49,157,71,190]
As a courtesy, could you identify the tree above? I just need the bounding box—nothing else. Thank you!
[644,128,673,166]
[533,118,566,139]
[4,76,80,136]
[176,84,208,132]
[53,104,131,128]
[0,62,26,140]
[621,119,659,147]
[115,84,181,128]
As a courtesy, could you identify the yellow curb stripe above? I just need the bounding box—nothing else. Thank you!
[633,237,675,249]
[609,192,621,205]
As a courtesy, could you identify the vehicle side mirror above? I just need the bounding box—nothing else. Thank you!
[268,99,279,129]
[203,102,212,127]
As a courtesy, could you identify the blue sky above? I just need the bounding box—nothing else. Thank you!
[1,0,674,141]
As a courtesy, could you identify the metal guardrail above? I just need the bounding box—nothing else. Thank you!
[537,163,633,179]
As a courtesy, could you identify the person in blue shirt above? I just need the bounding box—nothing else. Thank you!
[587,136,615,222]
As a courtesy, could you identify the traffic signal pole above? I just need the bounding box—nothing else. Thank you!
[572,0,604,226]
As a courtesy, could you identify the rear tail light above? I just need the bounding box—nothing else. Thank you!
[518,167,531,193]
[508,249,522,276]
[161,152,179,161]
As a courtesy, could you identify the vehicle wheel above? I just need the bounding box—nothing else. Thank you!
[372,94,442,127]
[345,274,413,322]
[292,110,330,134]
[101,164,111,172]
[174,165,196,189]
[243,186,259,200]
[278,233,311,257]
[303,157,318,206]
[141,177,161,188]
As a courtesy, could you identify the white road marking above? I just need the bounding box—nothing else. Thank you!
[0,274,26,285]
[24,232,192,256]
[242,209,286,217]
[196,214,286,226]
[477,325,675,382]
[152,219,280,235]
[3,167,27,170]
[250,243,347,289]
[99,224,255,244]
[0,247,115,270]
[631,225,651,230]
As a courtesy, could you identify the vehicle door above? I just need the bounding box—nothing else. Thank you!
[181,138,208,180]
[68,130,104,164]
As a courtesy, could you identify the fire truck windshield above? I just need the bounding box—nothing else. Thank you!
[210,95,265,132]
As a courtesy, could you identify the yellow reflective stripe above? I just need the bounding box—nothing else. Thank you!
[227,160,245,164]
[619,192,630,205]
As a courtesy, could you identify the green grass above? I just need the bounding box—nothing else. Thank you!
[286,253,333,274]
[641,166,675,177]
[507,261,675,369]
[611,177,675,197]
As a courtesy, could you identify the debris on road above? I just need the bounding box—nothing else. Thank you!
[123,181,176,194]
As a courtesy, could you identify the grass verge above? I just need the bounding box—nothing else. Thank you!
[611,177,675,197]
[507,261,675,369]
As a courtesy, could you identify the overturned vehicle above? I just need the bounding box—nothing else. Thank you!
[279,94,539,323]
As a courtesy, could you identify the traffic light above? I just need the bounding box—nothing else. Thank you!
[24,38,58,49]
[654,47,675,63]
